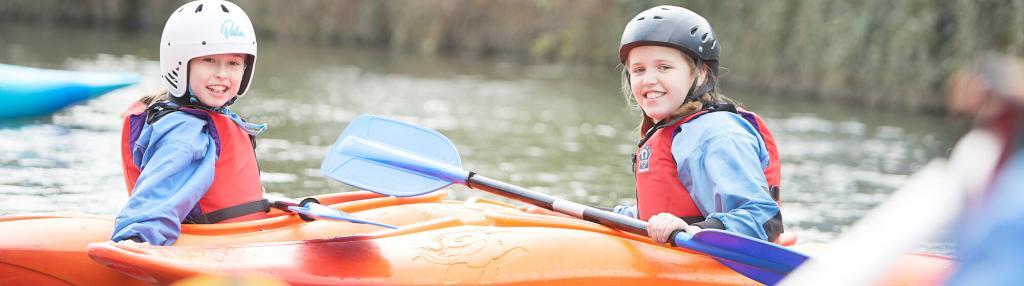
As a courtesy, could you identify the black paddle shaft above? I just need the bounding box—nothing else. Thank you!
[466,173,650,237]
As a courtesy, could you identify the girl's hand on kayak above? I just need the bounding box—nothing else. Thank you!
[647,213,700,245]
[518,205,575,219]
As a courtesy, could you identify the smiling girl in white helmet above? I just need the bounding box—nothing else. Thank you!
[112,0,270,246]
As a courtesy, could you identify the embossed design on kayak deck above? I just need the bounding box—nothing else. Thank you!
[415,228,530,284]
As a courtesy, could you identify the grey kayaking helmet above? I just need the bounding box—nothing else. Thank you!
[619,5,719,77]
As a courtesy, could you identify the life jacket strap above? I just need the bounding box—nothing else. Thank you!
[144,100,258,151]
[189,199,270,224]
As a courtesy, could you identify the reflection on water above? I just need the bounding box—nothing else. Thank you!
[0,24,966,249]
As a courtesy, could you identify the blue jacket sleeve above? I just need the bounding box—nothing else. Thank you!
[673,113,780,240]
[111,112,218,246]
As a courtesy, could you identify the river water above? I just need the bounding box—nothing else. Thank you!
[0,23,967,249]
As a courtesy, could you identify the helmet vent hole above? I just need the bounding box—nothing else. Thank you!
[177,7,184,13]
[701,33,709,42]
[711,40,717,50]
[164,76,179,89]
[690,27,698,36]
[661,7,670,10]
[195,4,203,13]
[221,5,229,13]
[653,15,663,20]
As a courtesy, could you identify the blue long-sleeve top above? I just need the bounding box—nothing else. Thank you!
[111,111,217,246]
[615,111,781,240]
[111,105,267,246]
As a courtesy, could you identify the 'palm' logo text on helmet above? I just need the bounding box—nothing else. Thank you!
[220,20,246,39]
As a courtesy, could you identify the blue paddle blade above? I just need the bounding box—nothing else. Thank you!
[717,259,785,285]
[322,115,463,197]
[287,204,397,229]
[691,230,808,271]
[676,229,809,285]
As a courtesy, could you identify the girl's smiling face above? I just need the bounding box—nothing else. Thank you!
[188,53,247,108]
[627,46,700,121]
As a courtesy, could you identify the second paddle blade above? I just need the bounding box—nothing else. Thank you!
[322,115,463,197]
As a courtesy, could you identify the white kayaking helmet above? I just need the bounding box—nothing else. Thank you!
[159,0,257,99]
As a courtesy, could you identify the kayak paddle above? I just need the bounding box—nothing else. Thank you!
[265,195,397,229]
[320,115,809,285]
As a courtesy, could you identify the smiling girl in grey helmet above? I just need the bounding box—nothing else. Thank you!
[617,5,785,244]
[526,5,787,244]
[112,0,271,246]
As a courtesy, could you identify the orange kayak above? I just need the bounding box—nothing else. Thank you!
[0,191,438,285]
[1,191,953,285]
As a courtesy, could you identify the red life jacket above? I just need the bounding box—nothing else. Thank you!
[121,101,269,224]
[633,104,781,222]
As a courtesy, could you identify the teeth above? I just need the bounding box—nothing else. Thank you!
[207,85,228,93]
[645,92,665,99]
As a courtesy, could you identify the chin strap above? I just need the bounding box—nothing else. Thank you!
[682,59,716,104]
[174,87,239,113]
[221,96,240,109]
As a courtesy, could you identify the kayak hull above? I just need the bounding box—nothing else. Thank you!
[88,225,753,286]
[0,215,136,286]
[0,191,954,285]
[0,191,439,286]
